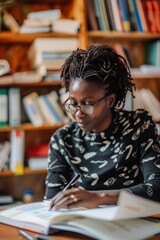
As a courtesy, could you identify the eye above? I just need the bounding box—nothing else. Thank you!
[83,102,95,106]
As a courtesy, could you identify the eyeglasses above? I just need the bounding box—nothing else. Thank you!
[63,94,108,115]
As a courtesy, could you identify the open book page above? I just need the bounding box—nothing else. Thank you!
[0,190,160,235]
[57,218,160,240]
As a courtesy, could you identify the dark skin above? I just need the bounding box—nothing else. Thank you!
[50,78,119,210]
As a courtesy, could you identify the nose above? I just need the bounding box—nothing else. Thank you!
[74,106,85,117]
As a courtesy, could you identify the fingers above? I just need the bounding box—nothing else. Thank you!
[50,188,80,210]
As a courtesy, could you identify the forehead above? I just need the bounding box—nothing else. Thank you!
[69,78,105,97]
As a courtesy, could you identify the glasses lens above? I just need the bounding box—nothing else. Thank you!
[81,105,93,114]
[64,103,94,115]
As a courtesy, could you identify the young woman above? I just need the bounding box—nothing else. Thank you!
[44,45,160,209]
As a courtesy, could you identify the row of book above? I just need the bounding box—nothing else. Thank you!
[112,40,160,69]
[87,0,160,32]
[0,130,24,174]
[2,9,80,34]
[23,90,69,127]
[0,87,69,128]
[0,130,48,174]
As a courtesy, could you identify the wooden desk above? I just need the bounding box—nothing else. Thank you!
[0,223,160,240]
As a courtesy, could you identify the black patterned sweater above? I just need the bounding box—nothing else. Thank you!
[44,109,160,202]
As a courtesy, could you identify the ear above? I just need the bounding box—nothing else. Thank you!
[107,94,116,108]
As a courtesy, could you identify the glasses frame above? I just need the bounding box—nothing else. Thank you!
[63,93,108,115]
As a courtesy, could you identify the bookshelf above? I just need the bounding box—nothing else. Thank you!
[0,0,87,201]
[0,0,160,201]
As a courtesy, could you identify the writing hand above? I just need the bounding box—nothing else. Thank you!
[49,188,101,210]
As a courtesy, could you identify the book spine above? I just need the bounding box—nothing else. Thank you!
[0,141,10,171]
[47,91,66,123]
[104,0,116,30]
[0,88,8,127]
[130,0,143,32]
[8,87,21,127]
[93,0,107,31]
[109,0,123,32]
[23,93,44,126]
[41,95,62,123]
[10,129,25,175]
[38,96,57,125]
[118,0,131,32]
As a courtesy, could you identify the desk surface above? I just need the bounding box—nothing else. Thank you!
[0,223,160,240]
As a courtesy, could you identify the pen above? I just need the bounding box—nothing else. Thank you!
[19,229,53,240]
[19,229,34,240]
[35,234,53,240]
[49,173,81,210]
[62,173,81,191]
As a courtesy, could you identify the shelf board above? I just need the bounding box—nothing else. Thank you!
[0,168,47,177]
[88,31,160,40]
[0,32,79,44]
[0,123,64,132]
[0,80,62,88]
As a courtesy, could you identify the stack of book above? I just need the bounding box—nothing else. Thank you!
[19,9,61,33]
[28,143,48,170]
[27,38,79,71]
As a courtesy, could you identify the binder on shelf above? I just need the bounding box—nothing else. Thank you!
[10,130,25,175]
[8,87,21,127]
[145,40,160,65]
[0,88,8,127]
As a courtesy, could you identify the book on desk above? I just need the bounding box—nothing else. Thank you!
[0,190,159,240]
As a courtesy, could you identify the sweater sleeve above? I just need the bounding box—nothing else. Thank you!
[127,112,160,202]
[44,131,72,200]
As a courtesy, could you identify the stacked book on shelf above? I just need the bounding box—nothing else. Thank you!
[86,0,160,33]
[3,8,80,34]
[27,38,79,72]
[20,9,61,33]
[28,143,48,170]
[0,60,46,85]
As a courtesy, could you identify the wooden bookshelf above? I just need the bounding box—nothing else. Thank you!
[0,0,87,201]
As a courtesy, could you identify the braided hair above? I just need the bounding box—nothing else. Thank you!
[60,44,135,109]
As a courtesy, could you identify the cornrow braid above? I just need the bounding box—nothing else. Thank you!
[60,44,135,109]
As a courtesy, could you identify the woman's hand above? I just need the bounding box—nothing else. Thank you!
[49,188,118,210]
[49,188,101,210]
